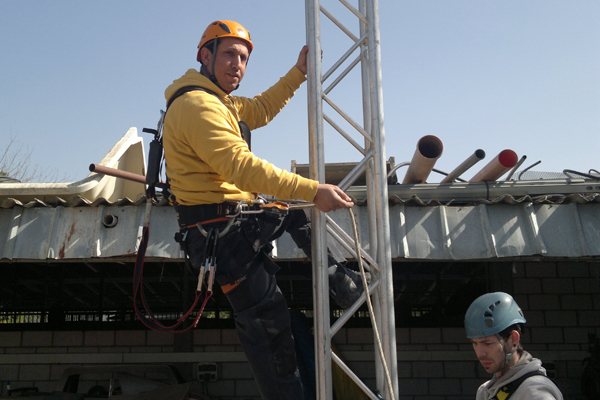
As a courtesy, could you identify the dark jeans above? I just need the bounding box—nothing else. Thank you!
[183,209,344,400]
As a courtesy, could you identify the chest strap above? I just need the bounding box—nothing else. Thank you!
[493,371,546,400]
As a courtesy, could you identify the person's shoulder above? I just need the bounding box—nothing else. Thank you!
[475,381,491,400]
[516,374,563,399]
[182,87,228,112]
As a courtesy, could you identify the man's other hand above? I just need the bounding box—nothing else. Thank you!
[295,45,309,75]
[313,184,354,212]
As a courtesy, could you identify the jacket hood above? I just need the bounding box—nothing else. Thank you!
[164,69,226,106]
[485,351,546,392]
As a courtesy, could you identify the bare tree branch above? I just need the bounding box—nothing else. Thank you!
[0,134,67,183]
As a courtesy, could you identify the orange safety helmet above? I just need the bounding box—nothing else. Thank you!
[196,20,253,62]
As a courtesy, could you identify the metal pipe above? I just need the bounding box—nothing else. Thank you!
[89,164,167,189]
[323,94,370,140]
[305,2,333,398]
[89,164,146,184]
[102,214,119,228]
[326,214,379,270]
[440,149,486,183]
[402,135,444,184]
[330,278,380,336]
[364,0,398,397]
[506,155,527,181]
[387,161,410,179]
[323,113,367,155]
[322,32,367,83]
[324,55,361,95]
[338,149,373,191]
[518,160,542,180]
[320,5,359,42]
[332,353,381,400]
[469,149,518,182]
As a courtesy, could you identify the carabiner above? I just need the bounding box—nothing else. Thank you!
[207,228,219,292]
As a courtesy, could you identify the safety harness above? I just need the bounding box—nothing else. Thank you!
[492,370,546,400]
[134,86,221,333]
[134,86,279,332]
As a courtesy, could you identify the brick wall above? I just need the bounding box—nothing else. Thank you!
[1,261,598,399]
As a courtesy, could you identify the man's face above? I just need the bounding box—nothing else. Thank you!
[471,335,509,377]
[203,37,249,92]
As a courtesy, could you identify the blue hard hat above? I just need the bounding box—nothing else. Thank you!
[464,292,526,339]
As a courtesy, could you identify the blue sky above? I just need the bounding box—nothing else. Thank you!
[1,1,598,183]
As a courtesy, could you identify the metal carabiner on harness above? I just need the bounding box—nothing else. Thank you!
[195,198,290,240]
[207,228,219,292]
[195,199,264,238]
[197,228,218,292]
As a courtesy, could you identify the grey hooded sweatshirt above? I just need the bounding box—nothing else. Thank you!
[476,351,563,400]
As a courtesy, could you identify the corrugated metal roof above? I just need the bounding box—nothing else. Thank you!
[0,202,181,261]
[2,127,600,262]
[2,196,599,262]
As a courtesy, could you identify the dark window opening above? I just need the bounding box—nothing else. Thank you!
[0,260,496,330]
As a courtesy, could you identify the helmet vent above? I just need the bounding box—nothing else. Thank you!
[482,301,501,328]
[218,22,231,33]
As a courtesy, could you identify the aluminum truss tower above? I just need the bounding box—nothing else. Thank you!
[305,1,398,399]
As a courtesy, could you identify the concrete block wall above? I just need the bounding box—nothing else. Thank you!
[0,261,598,399]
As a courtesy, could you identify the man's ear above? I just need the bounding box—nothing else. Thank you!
[510,329,520,347]
[200,47,212,66]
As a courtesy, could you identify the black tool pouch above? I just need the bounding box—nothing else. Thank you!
[174,231,188,254]
[239,121,251,151]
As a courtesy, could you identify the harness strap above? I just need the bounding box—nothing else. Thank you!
[175,202,238,230]
[221,276,248,294]
[493,370,546,400]
[167,86,220,108]
[133,198,212,333]
[185,217,229,229]
[136,85,254,332]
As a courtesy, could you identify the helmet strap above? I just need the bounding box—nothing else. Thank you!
[497,334,518,369]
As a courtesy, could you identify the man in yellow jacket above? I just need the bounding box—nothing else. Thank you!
[163,20,364,399]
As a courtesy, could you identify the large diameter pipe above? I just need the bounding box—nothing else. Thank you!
[441,149,486,183]
[402,135,444,184]
[469,149,518,182]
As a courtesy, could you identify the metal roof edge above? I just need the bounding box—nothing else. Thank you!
[347,179,600,204]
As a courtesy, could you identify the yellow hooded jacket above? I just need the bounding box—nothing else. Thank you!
[163,66,319,206]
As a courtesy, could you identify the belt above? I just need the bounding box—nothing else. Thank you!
[175,203,238,230]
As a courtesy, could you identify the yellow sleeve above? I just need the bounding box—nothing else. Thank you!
[177,90,318,202]
[234,66,307,130]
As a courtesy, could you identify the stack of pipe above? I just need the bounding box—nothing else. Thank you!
[401,135,520,184]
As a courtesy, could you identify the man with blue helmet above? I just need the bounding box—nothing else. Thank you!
[465,292,563,399]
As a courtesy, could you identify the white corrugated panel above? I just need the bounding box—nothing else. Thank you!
[1,202,599,262]
[0,205,183,261]
[486,204,539,258]
[579,204,600,255]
